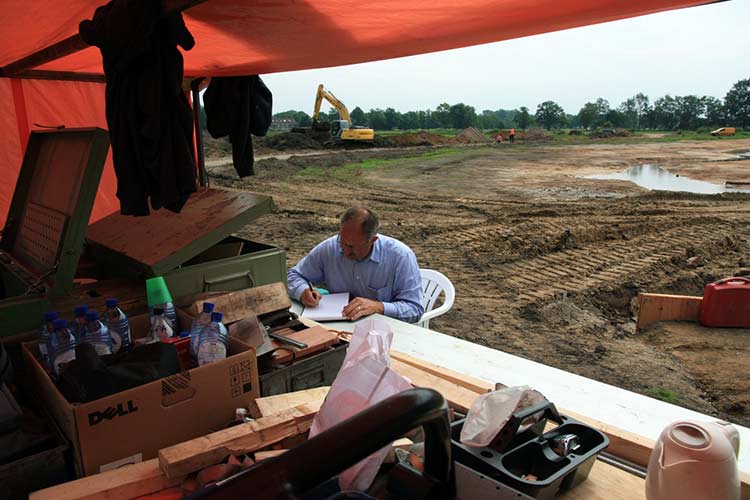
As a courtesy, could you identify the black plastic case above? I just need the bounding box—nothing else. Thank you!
[451,400,609,500]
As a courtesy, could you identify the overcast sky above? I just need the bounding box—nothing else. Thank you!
[262,1,749,116]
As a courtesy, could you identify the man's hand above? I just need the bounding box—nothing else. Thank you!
[342,297,384,321]
[301,288,322,307]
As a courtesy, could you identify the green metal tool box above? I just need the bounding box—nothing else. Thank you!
[0,128,110,336]
[85,187,286,299]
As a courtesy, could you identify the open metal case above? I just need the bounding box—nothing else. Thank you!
[0,128,110,335]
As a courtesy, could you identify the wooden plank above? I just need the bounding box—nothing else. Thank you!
[158,404,315,478]
[557,461,644,500]
[254,449,287,462]
[190,282,291,323]
[390,359,481,413]
[271,326,339,363]
[249,387,329,418]
[391,351,493,394]
[636,293,702,331]
[29,459,181,500]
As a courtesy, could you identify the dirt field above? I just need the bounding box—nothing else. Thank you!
[207,135,750,425]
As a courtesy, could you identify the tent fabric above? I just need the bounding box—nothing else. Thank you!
[0,0,713,226]
[0,78,118,226]
[3,1,712,77]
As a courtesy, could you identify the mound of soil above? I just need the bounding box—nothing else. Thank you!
[589,128,633,139]
[384,131,456,147]
[258,132,324,150]
[523,128,553,142]
[456,127,492,144]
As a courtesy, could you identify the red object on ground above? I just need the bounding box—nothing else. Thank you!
[699,277,750,328]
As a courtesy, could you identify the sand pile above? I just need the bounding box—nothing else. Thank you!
[382,131,455,147]
[455,127,492,143]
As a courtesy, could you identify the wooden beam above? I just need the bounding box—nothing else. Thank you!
[158,404,316,478]
[9,70,105,83]
[0,0,208,77]
[249,387,329,418]
[636,293,702,331]
[185,282,291,323]
[391,351,493,394]
[390,358,482,413]
[29,459,181,500]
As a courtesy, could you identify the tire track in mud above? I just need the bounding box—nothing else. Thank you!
[498,221,736,304]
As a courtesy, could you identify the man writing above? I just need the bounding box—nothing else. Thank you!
[287,207,424,323]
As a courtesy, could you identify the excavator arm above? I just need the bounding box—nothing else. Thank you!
[312,84,351,125]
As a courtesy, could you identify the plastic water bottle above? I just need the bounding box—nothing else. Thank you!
[105,298,132,353]
[49,319,76,375]
[151,307,174,342]
[79,311,113,356]
[197,312,228,366]
[39,311,58,367]
[153,302,177,329]
[72,305,89,337]
[190,302,215,358]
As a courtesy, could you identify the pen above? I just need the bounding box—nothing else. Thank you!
[308,281,315,295]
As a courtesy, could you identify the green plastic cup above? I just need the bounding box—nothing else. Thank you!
[145,276,173,307]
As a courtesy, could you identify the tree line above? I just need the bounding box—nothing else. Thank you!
[274,78,750,132]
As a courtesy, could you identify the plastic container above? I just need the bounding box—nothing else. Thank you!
[450,402,608,500]
[79,311,112,356]
[197,312,228,366]
[190,302,215,358]
[39,311,58,367]
[150,307,174,342]
[646,420,740,500]
[49,319,76,376]
[72,305,89,338]
[700,277,750,328]
[146,276,177,327]
[105,298,132,353]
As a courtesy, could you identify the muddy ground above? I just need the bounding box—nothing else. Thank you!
[206,135,750,425]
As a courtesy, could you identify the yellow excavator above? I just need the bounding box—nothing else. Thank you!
[311,84,375,142]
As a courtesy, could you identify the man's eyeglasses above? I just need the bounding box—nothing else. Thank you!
[337,235,371,251]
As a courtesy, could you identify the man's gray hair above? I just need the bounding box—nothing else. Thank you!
[340,207,380,239]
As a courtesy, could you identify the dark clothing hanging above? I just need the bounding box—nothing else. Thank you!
[80,0,197,216]
[203,76,273,178]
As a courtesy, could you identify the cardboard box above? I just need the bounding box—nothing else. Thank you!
[22,309,259,476]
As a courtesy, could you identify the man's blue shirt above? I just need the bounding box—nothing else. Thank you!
[287,234,424,323]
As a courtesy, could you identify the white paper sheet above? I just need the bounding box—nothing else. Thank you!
[300,292,350,321]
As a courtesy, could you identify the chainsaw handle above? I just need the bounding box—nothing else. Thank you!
[188,388,452,499]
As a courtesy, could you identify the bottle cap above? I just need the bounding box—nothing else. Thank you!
[210,312,223,322]
[74,305,89,317]
[153,307,164,315]
[146,276,173,307]
[85,311,99,321]
[53,319,67,330]
[105,298,118,308]
[44,311,58,321]
[179,331,190,338]
[203,302,215,313]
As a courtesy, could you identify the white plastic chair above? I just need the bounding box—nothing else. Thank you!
[418,269,455,329]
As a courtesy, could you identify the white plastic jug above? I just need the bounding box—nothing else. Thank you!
[646,420,740,500]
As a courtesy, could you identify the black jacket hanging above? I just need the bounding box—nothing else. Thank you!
[203,76,273,178]
[80,0,197,216]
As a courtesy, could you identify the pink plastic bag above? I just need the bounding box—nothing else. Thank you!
[309,319,412,491]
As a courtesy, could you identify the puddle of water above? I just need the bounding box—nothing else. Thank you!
[581,164,749,194]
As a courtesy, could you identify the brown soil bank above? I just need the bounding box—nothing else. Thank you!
[207,137,750,426]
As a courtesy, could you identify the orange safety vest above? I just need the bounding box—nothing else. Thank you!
[510,128,515,135]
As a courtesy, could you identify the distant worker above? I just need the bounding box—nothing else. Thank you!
[287,207,424,323]
[509,128,516,144]
[496,133,503,143]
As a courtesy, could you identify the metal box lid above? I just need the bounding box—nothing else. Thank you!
[86,188,275,277]
[0,128,110,297]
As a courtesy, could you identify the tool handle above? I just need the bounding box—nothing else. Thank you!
[268,331,308,349]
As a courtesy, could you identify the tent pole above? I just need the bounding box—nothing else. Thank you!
[0,0,208,77]
[191,79,208,188]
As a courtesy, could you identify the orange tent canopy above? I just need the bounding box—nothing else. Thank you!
[0,0,714,223]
